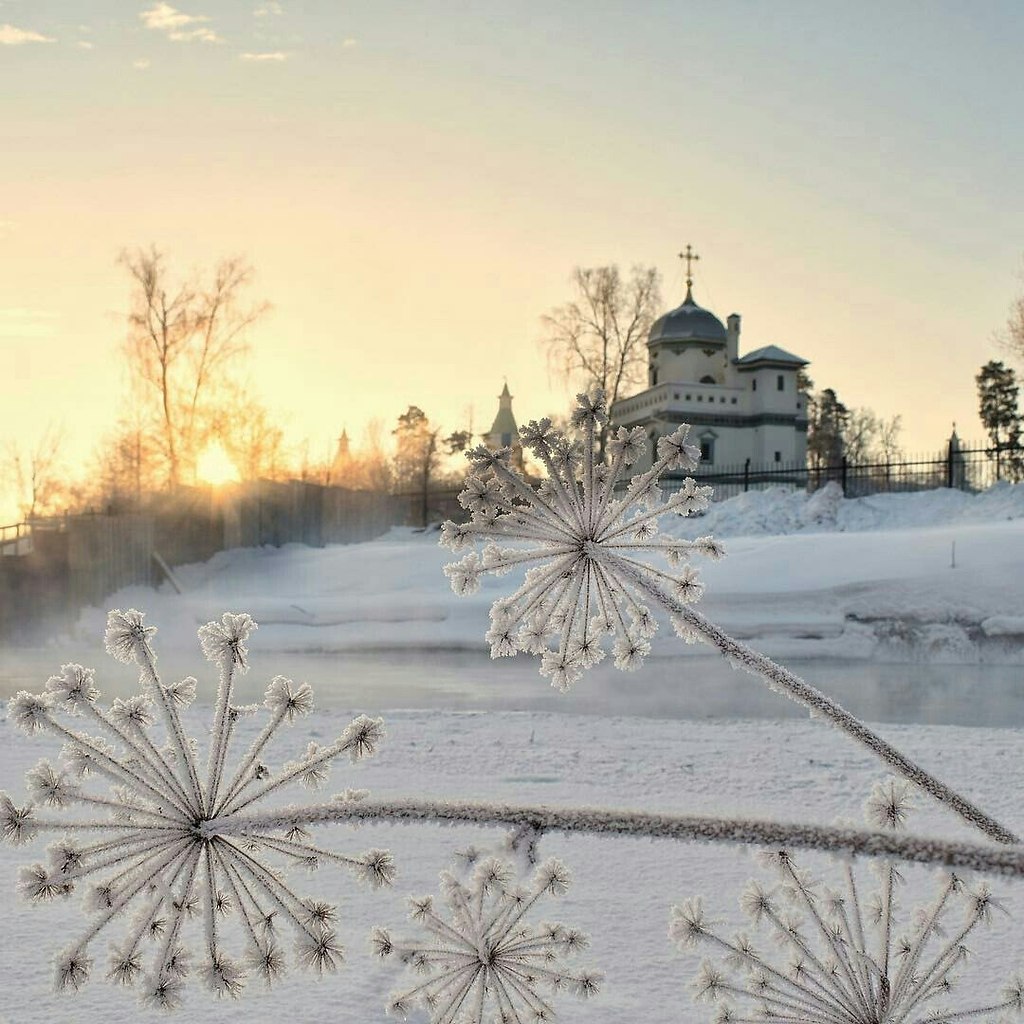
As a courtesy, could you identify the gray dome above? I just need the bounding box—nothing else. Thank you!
[648,286,727,344]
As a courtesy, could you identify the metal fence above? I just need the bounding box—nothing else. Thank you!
[664,441,1023,502]
[0,480,405,643]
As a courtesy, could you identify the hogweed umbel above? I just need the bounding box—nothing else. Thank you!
[2,610,392,1009]
[671,778,1024,1024]
[440,389,1015,845]
[376,853,601,1023]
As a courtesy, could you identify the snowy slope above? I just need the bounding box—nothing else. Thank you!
[44,483,1023,669]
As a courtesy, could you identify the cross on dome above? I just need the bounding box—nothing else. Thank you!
[678,244,701,294]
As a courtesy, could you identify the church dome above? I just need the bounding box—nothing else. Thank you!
[648,286,727,344]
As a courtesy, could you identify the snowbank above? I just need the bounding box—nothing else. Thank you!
[668,480,1024,538]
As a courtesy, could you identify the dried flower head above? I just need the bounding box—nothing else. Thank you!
[441,387,722,689]
[378,855,601,1022]
[671,779,1017,1024]
[2,610,391,1009]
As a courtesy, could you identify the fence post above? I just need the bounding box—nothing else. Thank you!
[743,458,750,493]
[841,456,848,495]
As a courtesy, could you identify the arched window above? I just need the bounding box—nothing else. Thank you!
[699,375,715,385]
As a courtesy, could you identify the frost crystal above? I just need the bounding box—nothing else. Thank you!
[671,778,1020,1024]
[378,855,601,1022]
[2,610,392,1008]
[441,387,722,689]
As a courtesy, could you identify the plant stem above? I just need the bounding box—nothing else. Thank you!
[200,798,1024,878]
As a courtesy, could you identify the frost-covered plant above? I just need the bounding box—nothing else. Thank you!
[375,852,601,1023]
[440,389,1015,845]
[670,779,1024,1024]
[2,610,392,1008]
[442,389,718,688]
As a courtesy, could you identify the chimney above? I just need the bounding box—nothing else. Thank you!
[726,313,741,363]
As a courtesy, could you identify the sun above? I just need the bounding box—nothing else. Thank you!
[196,441,239,486]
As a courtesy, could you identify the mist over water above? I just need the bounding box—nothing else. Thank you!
[1,643,1021,728]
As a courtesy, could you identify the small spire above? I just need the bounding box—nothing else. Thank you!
[678,244,700,302]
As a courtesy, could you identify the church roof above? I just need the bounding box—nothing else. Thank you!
[735,344,808,367]
[648,286,727,345]
[487,383,518,438]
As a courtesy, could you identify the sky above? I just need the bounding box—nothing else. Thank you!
[1,0,1023,520]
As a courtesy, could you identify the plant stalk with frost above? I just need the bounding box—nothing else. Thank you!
[671,779,1024,1024]
[376,853,600,1023]
[2,610,392,1008]
[200,796,1024,879]
[440,389,1015,845]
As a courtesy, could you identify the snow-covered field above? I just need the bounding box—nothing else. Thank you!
[2,709,1022,1024]
[1,483,1023,1022]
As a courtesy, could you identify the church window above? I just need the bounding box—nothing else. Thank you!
[674,392,679,400]
[752,379,757,391]
[685,394,691,401]
[696,395,702,402]
[650,365,658,386]
[700,375,715,384]
[774,451,782,462]
[777,374,785,391]
[700,439,714,463]
[731,397,737,405]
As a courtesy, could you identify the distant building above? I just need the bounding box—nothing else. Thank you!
[483,382,523,467]
[610,256,810,470]
[330,429,352,480]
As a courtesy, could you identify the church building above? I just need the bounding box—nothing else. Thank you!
[610,249,810,470]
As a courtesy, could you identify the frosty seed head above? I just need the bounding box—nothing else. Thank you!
[340,714,385,760]
[264,676,315,723]
[7,610,394,1009]
[165,676,197,707]
[198,612,257,671]
[359,849,396,889]
[9,690,51,734]
[441,389,720,690]
[104,608,156,664]
[45,664,99,711]
[677,829,1016,1024]
[26,760,77,807]
[381,853,597,1020]
[864,777,915,832]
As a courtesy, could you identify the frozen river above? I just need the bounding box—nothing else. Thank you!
[1,643,1021,728]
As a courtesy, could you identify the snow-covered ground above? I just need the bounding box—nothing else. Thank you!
[2,708,1022,1024]
[1,484,1023,1021]
[45,480,1024,671]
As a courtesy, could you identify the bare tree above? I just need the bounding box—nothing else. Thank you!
[2,423,67,519]
[393,406,441,527]
[120,247,269,487]
[999,258,1024,363]
[218,392,287,482]
[540,265,661,453]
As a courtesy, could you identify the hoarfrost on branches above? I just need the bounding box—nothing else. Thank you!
[377,853,601,1023]
[1,610,392,1009]
[670,778,1023,1024]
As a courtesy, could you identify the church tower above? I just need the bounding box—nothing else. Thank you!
[484,383,523,468]
[484,383,518,449]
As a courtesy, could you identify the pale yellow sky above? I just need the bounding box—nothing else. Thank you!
[2,1,1023,522]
